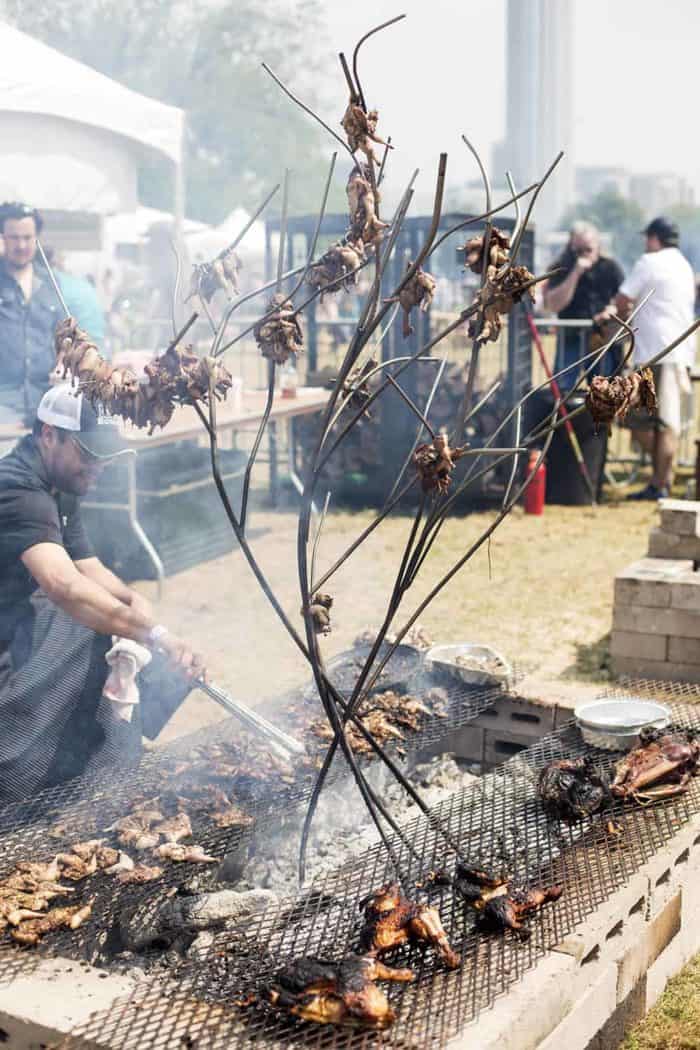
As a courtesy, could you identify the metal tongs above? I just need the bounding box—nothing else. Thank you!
[198,680,305,758]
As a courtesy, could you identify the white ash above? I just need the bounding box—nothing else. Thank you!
[239,753,477,894]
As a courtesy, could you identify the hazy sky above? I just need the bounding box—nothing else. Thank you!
[316,0,699,211]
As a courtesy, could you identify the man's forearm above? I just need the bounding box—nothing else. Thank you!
[76,557,137,606]
[543,268,581,314]
[54,571,154,644]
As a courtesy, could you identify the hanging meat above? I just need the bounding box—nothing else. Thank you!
[188,246,242,302]
[586,368,657,435]
[306,239,366,300]
[413,434,466,495]
[267,953,413,1030]
[461,228,511,275]
[54,318,232,434]
[385,264,437,339]
[359,883,460,969]
[467,265,536,346]
[346,166,388,247]
[537,757,611,822]
[341,102,392,166]
[341,358,377,420]
[254,294,303,364]
[304,592,333,636]
[611,726,700,804]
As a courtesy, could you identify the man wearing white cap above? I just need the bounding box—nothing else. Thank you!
[0,384,206,802]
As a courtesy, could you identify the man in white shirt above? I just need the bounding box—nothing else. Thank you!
[615,217,696,499]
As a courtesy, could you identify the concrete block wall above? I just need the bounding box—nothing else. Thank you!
[611,498,700,682]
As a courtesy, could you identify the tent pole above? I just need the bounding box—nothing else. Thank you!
[173,113,186,327]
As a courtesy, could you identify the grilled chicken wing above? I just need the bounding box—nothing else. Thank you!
[360,883,460,970]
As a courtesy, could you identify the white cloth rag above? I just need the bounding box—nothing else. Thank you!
[102,638,152,722]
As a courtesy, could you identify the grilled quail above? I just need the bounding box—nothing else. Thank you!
[586,368,657,435]
[155,844,217,864]
[154,812,193,844]
[477,885,563,940]
[254,294,303,365]
[537,757,610,822]
[611,726,700,804]
[268,953,412,1029]
[360,883,460,969]
[10,903,93,946]
[385,264,437,338]
[116,865,164,885]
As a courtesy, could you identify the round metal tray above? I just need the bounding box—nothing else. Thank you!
[574,698,671,751]
[424,643,513,688]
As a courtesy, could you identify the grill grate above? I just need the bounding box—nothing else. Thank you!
[0,667,504,980]
[56,684,700,1050]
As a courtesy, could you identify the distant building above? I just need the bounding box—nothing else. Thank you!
[575,166,631,201]
[493,0,575,234]
[629,173,695,217]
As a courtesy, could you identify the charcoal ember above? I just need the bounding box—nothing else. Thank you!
[120,888,277,951]
[537,757,610,822]
[586,368,657,435]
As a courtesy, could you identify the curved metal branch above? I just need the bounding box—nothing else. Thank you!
[352,15,407,111]
[500,151,564,275]
[168,235,182,340]
[262,62,355,161]
[239,363,276,533]
[276,169,290,293]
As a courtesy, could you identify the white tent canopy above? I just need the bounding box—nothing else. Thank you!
[0,23,184,214]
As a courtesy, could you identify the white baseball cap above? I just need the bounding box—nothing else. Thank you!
[37,384,130,459]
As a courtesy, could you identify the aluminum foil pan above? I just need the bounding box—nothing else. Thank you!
[574,698,671,751]
[425,643,513,688]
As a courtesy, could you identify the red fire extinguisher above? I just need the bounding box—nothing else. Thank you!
[524,450,546,515]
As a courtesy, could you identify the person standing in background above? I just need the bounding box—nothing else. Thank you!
[616,217,696,500]
[541,221,625,388]
[0,202,61,423]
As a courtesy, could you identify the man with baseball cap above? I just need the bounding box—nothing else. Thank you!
[615,217,696,499]
[0,383,206,802]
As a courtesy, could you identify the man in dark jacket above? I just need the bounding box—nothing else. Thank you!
[0,384,206,802]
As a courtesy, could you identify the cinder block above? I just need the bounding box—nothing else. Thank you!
[538,963,618,1050]
[612,655,700,684]
[474,696,551,739]
[670,572,700,611]
[659,498,700,537]
[587,977,647,1050]
[483,728,532,767]
[616,890,681,1003]
[648,527,700,561]
[418,724,484,764]
[613,604,700,639]
[613,558,693,608]
[610,630,668,662]
[668,636,700,665]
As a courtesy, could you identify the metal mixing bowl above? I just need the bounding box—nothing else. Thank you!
[574,698,671,751]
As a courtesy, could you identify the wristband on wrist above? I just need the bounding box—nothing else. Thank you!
[148,624,170,648]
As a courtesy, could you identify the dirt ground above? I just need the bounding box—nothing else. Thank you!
[137,496,656,744]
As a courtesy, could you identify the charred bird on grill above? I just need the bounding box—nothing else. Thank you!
[537,757,611,822]
[611,726,700,804]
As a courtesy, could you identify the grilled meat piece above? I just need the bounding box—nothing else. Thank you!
[306,240,366,299]
[55,853,98,881]
[586,368,657,435]
[385,264,437,338]
[211,805,254,829]
[306,593,333,636]
[477,885,563,941]
[341,103,391,166]
[116,865,163,885]
[254,294,303,365]
[189,247,241,302]
[453,865,510,908]
[360,884,460,970]
[537,757,610,822]
[346,167,388,247]
[467,265,536,346]
[611,726,700,803]
[154,812,192,844]
[413,434,466,495]
[341,358,377,420]
[15,859,60,883]
[69,841,121,870]
[10,903,93,946]
[268,953,412,1030]
[155,844,217,864]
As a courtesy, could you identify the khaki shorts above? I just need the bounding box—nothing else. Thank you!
[627,363,689,434]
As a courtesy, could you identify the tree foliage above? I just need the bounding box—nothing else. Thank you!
[561,189,646,270]
[4,0,337,222]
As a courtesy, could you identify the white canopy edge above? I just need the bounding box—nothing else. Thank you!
[0,22,184,166]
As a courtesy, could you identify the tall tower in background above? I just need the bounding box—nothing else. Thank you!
[494,0,574,234]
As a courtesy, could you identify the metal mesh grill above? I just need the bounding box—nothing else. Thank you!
[0,669,505,980]
[57,688,700,1050]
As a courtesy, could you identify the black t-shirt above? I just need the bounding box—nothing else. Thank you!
[0,435,93,642]
[548,251,625,321]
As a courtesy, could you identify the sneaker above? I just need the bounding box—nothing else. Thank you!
[625,483,670,502]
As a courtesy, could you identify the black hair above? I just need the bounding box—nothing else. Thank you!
[0,201,43,235]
